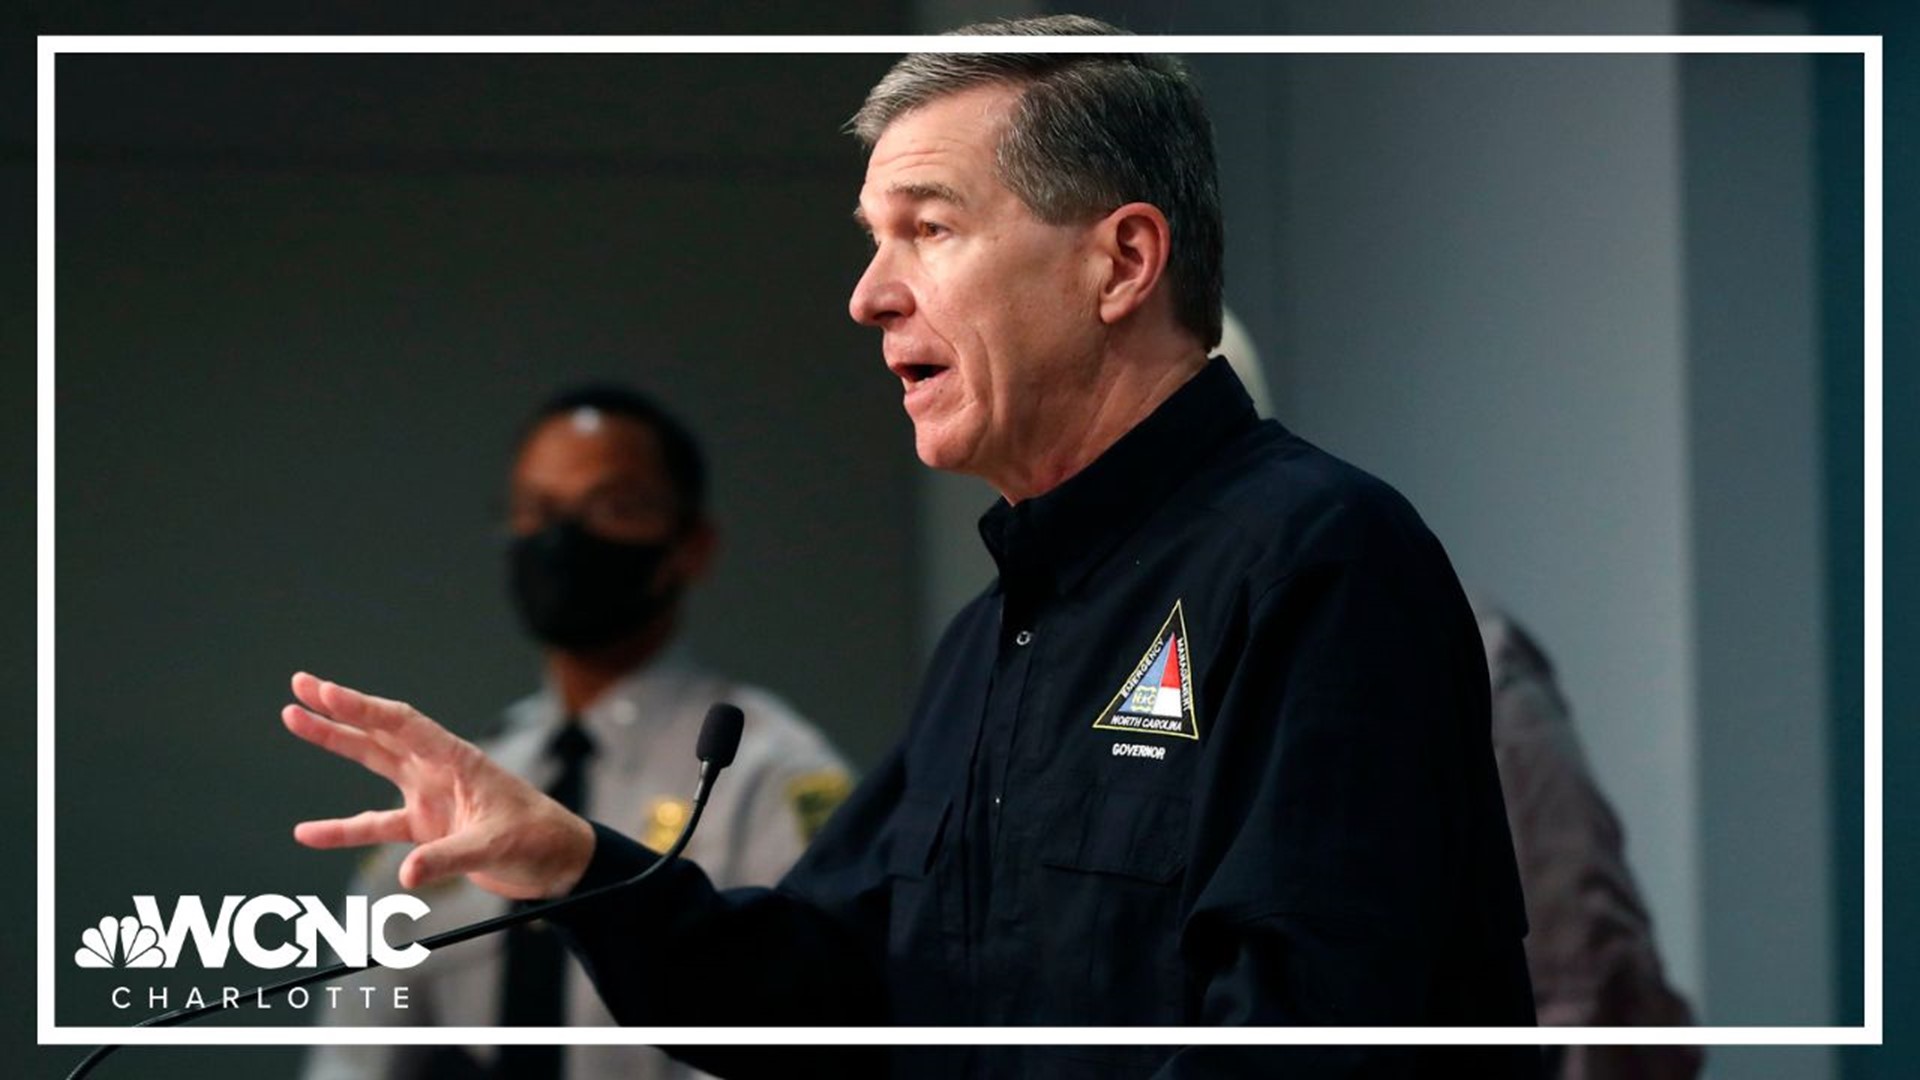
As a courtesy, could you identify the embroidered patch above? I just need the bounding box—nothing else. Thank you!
[642,796,693,852]
[1091,600,1200,740]
[787,769,854,842]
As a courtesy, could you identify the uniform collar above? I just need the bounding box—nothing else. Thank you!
[514,644,697,734]
[977,356,1259,600]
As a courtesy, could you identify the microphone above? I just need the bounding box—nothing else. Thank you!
[65,703,750,1080]
[696,700,744,771]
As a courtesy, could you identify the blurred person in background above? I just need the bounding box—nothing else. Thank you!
[1476,604,1701,1080]
[305,384,852,1080]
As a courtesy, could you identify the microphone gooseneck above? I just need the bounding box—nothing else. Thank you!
[65,703,749,1080]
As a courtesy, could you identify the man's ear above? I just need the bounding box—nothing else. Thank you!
[1092,202,1172,327]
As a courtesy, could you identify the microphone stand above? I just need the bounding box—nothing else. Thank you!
[65,706,744,1080]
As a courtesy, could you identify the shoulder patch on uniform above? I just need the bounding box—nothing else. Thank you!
[1091,599,1200,740]
[642,796,693,852]
[786,769,853,843]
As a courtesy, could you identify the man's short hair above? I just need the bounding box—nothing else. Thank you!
[850,13,1224,350]
[518,383,708,525]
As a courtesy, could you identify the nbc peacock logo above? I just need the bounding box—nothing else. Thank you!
[75,915,165,969]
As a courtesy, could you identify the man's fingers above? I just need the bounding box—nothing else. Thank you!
[281,705,404,780]
[290,671,329,714]
[292,808,412,850]
[399,831,495,891]
[291,671,463,765]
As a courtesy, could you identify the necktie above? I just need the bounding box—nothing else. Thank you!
[494,721,595,1079]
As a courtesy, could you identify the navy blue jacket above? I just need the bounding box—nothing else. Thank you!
[554,359,1539,1078]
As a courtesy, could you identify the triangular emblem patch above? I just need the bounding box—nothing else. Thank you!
[1091,600,1200,740]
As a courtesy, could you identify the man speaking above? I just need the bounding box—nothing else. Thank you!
[284,16,1539,1077]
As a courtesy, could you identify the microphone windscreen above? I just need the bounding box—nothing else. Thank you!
[696,703,745,769]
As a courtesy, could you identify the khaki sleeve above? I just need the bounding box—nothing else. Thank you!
[1482,611,1702,1080]
[719,695,855,890]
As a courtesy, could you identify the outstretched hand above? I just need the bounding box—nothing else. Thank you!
[282,672,595,899]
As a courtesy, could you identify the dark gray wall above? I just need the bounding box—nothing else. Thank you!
[48,46,920,1067]
[7,22,44,1072]
[1683,46,1829,1028]
[1810,7,1919,1080]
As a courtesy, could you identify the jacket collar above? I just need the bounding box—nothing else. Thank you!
[977,356,1259,601]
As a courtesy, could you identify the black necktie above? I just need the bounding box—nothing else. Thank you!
[495,721,595,1079]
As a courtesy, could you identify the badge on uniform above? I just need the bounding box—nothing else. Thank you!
[642,796,693,852]
[787,770,853,842]
[1091,599,1200,740]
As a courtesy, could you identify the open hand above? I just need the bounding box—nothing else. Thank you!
[281,672,595,899]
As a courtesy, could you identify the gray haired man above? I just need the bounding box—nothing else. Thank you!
[285,17,1541,1077]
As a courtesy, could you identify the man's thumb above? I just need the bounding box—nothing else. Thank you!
[400,831,493,891]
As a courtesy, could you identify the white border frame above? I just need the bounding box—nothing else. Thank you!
[37,33,1883,1049]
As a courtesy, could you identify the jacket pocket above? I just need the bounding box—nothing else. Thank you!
[1034,788,1191,1024]
[1039,787,1188,883]
[881,795,951,1021]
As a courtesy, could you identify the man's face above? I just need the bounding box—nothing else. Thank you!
[849,83,1106,496]
[509,409,685,548]
[506,408,715,655]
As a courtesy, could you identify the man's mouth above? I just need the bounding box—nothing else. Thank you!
[888,357,951,395]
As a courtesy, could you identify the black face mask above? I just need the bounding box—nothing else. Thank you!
[508,519,680,652]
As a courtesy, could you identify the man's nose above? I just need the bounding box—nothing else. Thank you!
[849,247,912,327]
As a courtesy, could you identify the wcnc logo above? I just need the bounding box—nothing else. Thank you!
[74,895,431,971]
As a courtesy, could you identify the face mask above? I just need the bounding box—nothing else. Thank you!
[508,519,680,652]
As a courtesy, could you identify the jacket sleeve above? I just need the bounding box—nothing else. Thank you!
[547,743,911,1039]
[1152,543,1538,1078]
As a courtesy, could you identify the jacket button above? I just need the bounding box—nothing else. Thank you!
[1014,630,1034,646]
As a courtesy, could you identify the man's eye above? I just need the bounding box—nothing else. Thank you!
[916,220,949,239]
